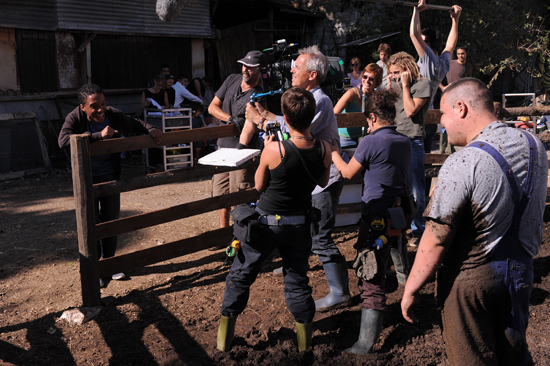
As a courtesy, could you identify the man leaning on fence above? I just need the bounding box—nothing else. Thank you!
[58,83,162,287]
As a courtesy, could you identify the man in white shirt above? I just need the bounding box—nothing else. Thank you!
[173,74,203,108]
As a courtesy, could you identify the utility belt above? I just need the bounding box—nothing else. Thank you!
[259,214,307,226]
[230,204,321,243]
[357,197,412,251]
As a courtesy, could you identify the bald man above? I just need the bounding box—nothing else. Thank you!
[401,78,548,365]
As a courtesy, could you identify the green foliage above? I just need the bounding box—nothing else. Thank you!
[327,0,550,86]
[458,0,550,86]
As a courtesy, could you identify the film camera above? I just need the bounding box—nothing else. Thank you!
[265,121,289,142]
[251,39,347,112]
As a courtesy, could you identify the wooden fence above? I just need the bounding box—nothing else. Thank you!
[71,105,550,306]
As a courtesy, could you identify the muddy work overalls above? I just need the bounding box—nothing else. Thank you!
[458,131,538,365]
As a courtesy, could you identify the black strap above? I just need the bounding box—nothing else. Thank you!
[277,139,283,159]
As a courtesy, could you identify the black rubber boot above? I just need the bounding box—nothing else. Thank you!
[315,257,352,311]
[345,308,384,355]
[217,315,237,351]
[390,247,408,286]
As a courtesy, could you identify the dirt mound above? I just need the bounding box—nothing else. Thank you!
[1,159,549,365]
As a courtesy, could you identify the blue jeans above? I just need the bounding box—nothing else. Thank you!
[409,139,425,236]
[221,221,315,323]
[311,181,344,263]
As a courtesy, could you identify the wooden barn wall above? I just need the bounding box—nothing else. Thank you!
[90,34,193,90]
[15,29,58,93]
[216,22,273,81]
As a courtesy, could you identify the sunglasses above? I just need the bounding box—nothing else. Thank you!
[351,63,358,66]
[362,76,375,81]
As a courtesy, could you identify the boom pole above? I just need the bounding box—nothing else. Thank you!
[360,0,453,11]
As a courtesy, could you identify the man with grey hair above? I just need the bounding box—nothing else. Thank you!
[401,78,548,365]
[247,45,352,312]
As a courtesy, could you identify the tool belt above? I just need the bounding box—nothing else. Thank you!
[230,204,260,243]
[230,205,320,243]
[259,214,307,226]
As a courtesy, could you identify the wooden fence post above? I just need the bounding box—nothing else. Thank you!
[70,134,101,307]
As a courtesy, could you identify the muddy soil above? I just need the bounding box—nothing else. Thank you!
[1,156,549,366]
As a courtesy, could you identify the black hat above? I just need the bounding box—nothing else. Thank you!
[237,50,267,68]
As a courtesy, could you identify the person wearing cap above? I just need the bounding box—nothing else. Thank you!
[208,50,266,233]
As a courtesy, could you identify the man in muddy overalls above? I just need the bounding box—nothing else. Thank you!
[401,78,548,365]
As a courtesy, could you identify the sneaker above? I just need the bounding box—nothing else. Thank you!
[112,272,126,281]
[99,278,105,288]
[408,236,420,247]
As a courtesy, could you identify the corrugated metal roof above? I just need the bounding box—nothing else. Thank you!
[0,0,212,38]
[57,0,212,37]
[0,0,58,31]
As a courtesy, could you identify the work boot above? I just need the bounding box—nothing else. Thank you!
[345,309,384,355]
[217,315,237,351]
[390,248,408,286]
[296,322,312,351]
[315,257,352,312]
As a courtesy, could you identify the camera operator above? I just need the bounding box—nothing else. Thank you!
[217,87,332,352]
[208,50,266,235]
[246,45,352,312]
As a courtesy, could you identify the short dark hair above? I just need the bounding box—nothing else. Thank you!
[160,64,170,70]
[456,45,468,53]
[78,83,103,105]
[177,74,190,82]
[364,89,400,125]
[421,28,439,50]
[442,77,494,112]
[281,87,316,132]
[378,43,391,54]
[191,102,204,114]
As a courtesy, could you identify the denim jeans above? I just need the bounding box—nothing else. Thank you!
[311,181,345,263]
[221,221,315,323]
[93,173,120,259]
[409,138,425,236]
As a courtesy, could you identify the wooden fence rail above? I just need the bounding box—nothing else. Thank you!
[72,106,550,306]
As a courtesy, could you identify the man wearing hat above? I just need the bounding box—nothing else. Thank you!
[208,50,266,233]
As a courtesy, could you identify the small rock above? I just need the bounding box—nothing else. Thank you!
[58,307,102,325]
[46,327,56,334]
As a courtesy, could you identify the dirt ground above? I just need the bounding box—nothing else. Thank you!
[1,156,550,366]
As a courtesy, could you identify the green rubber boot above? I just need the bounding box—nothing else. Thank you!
[345,309,384,355]
[217,315,237,351]
[296,322,312,351]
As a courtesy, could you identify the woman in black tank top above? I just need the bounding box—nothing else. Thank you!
[141,74,168,110]
[218,88,332,353]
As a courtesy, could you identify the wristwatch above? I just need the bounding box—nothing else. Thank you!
[257,118,266,129]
